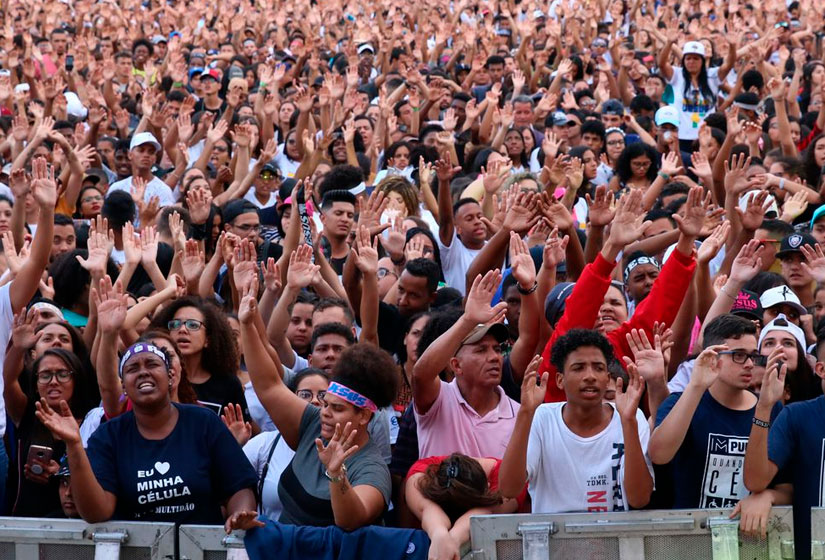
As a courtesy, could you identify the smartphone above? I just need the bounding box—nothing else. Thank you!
[65,55,74,72]
[26,445,53,475]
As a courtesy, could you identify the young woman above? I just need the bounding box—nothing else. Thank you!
[757,314,820,404]
[239,279,399,529]
[243,368,330,520]
[502,127,530,173]
[609,142,660,193]
[374,141,414,184]
[36,341,262,530]
[75,187,104,221]
[595,128,626,186]
[376,175,420,219]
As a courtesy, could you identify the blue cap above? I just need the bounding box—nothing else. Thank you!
[810,205,825,230]
[169,31,182,40]
[188,67,204,79]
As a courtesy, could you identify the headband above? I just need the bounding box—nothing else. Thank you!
[605,127,625,137]
[624,255,660,282]
[326,382,378,412]
[119,343,169,377]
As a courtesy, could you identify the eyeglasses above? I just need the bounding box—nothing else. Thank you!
[296,389,327,401]
[36,369,73,384]
[607,140,625,146]
[233,223,262,233]
[717,350,765,366]
[167,319,204,331]
[631,160,652,168]
[565,121,580,127]
[213,145,229,153]
[81,195,103,203]
[377,267,398,279]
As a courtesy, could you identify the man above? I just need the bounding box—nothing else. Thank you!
[106,133,175,207]
[512,95,544,143]
[499,329,653,512]
[743,325,825,558]
[243,163,281,209]
[754,219,794,272]
[195,69,224,115]
[776,232,817,307]
[649,315,782,508]
[54,458,79,518]
[600,99,625,129]
[623,251,660,311]
[580,120,606,154]
[810,206,825,246]
[319,190,356,275]
[51,214,76,262]
[305,323,356,374]
[412,270,519,458]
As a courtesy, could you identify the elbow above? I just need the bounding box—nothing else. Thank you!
[627,487,652,509]
[646,439,672,466]
[744,471,768,493]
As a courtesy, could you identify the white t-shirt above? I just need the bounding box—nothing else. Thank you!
[526,402,652,513]
[0,284,14,437]
[667,66,721,141]
[243,188,278,209]
[273,145,299,179]
[107,175,176,207]
[243,431,295,521]
[436,230,483,296]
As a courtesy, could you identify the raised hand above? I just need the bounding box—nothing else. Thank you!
[508,231,536,288]
[186,188,213,225]
[315,421,360,475]
[12,307,41,350]
[140,226,159,267]
[724,152,751,194]
[351,225,379,276]
[672,186,711,238]
[34,399,81,445]
[232,239,259,295]
[520,355,549,412]
[688,345,728,391]
[94,276,128,334]
[781,190,809,221]
[286,244,321,289]
[622,329,665,384]
[464,269,508,325]
[615,361,646,422]
[585,185,616,228]
[180,239,206,287]
[758,346,788,407]
[2,231,29,279]
[122,222,141,267]
[503,191,540,234]
[605,188,649,248]
[221,403,252,446]
[800,244,825,283]
[537,192,573,231]
[237,275,259,325]
[696,221,731,265]
[30,157,57,209]
[260,257,281,295]
[728,239,764,284]
[542,228,570,270]
[736,190,771,232]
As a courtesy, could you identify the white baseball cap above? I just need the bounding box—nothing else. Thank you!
[758,313,806,350]
[683,41,706,57]
[738,190,780,218]
[655,105,680,128]
[759,286,807,316]
[129,132,161,152]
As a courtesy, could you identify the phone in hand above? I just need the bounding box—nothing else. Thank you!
[26,445,53,475]
[65,55,74,72]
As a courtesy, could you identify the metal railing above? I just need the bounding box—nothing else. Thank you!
[469,508,795,560]
[178,525,249,560]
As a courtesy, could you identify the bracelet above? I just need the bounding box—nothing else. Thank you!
[779,178,786,191]
[657,171,670,180]
[720,285,737,300]
[517,280,538,295]
[325,464,348,483]
[172,81,183,88]
[752,417,771,429]
[259,81,267,88]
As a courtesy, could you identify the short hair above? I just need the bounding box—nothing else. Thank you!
[289,290,320,314]
[658,181,691,202]
[320,189,357,211]
[758,218,794,236]
[702,314,758,348]
[452,197,480,217]
[318,165,363,198]
[405,258,441,293]
[313,297,355,326]
[286,367,330,392]
[156,206,190,238]
[101,190,135,229]
[644,208,675,226]
[417,307,463,360]
[485,55,506,67]
[629,94,657,114]
[580,119,606,140]
[550,329,615,373]
[511,94,534,107]
[54,214,74,227]
[331,344,400,409]
[311,322,356,350]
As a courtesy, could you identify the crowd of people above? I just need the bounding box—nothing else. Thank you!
[2,0,825,557]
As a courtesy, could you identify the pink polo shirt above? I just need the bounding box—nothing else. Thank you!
[415,380,520,459]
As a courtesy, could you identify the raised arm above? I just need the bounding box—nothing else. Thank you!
[92,277,128,419]
[412,270,507,414]
[435,158,462,246]
[743,356,784,492]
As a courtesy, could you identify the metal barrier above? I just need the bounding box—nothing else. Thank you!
[0,517,176,559]
[810,508,825,558]
[178,525,249,560]
[468,508,795,560]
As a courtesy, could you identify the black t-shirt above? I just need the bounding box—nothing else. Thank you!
[191,374,249,419]
[376,302,408,359]
[87,403,257,524]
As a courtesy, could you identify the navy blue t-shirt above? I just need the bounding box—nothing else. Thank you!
[655,391,782,508]
[768,395,825,560]
[86,403,257,525]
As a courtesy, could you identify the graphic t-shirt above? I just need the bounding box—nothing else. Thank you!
[191,374,249,419]
[526,403,652,513]
[768,395,825,560]
[655,391,782,508]
[667,66,721,141]
[86,404,257,524]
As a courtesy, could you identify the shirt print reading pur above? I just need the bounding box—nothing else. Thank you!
[700,433,748,508]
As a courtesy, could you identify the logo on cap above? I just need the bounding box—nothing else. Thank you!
[789,234,803,248]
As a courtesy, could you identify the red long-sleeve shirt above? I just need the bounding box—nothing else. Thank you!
[539,247,696,402]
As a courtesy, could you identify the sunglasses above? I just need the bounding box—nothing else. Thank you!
[259,171,280,180]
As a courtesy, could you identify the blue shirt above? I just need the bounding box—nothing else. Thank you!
[768,395,825,560]
[87,403,257,525]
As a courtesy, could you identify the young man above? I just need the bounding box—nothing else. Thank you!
[51,214,76,262]
[649,315,782,508]
[499,329,653,512]
[775,232,817,307]
[319,190,356,274]
[106,133,175,207]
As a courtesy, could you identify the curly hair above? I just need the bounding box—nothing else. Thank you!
[31,348,96,419]
[550,328,615,373]
[139,329,199,405]
[614,142,659,184]
[331,343,399,409]
[149,297,240,378]
[376,175,420,218]
[417,453,502,522]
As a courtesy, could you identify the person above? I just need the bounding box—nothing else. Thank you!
[106,133,175,207]
[649,315,782,508]
[499,330,653,513]
[243,368,330,520]
[36,341,262,532]
[53,457,79,518]
[239,277,399,529]
[757,314,820,404]
[412,270,519,459]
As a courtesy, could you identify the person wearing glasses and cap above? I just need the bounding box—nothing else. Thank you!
[243,163,281,210]
[658,36,735,147]
[649,314,783,509]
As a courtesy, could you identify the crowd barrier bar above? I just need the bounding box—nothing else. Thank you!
[178,525,249,560]
[469,507,795,560]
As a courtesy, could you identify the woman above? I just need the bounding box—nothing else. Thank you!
[0,195,12,234]
[757,314,820,404]
[800,61,825,114]
[406,454,522,559]
[239,279,399,529]
[376,175,420,219]
[396,312,430,411]
[243,368,330,520]
[595,128,626,186]
[273,129,301,179]
[502,127,530,173]
[374,141,414,184]
[36,341,261,530]
[151,296,247,416]
[609,142,660,193]
[6,348,94,516]
[75,187,104,221]
[802,133,825,188]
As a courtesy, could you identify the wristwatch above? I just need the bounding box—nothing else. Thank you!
[325,464,348,483]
